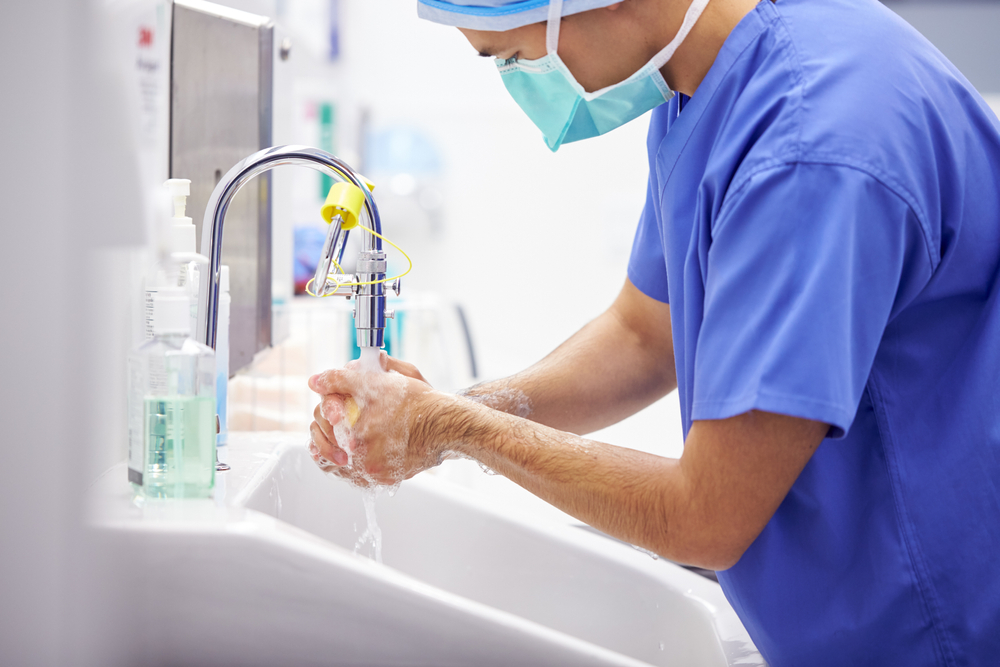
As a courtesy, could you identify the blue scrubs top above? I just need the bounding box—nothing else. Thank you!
[627,0,1000,664]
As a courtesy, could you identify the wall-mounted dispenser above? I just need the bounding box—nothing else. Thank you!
[170,0,274,375]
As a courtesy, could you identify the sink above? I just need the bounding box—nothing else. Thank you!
[91,432,763,666]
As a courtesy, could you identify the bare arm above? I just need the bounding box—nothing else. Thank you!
[309,278,827,569]
[310,358,828,570]
[418,402,828,570]
[461,278,676,435]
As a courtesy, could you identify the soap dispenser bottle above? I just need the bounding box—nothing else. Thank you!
[128,287,217,499]
[144,178,208,340]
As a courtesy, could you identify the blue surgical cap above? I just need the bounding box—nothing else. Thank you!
[417,0,621,31]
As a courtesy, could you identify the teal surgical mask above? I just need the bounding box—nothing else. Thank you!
[497,0,711,151]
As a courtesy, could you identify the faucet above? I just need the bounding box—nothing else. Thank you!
[196,145,396,353]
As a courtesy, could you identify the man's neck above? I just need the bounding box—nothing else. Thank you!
[659,0,760,97]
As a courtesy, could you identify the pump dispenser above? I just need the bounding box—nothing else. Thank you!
[144,179,209,340]
[128,285,217,500]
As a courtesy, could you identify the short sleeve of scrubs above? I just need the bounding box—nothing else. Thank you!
[693,163,931,437]
[628,178,669,302]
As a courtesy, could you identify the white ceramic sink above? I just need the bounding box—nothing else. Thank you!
[91,432,762,666]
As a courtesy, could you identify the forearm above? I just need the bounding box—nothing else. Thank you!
[427,393,730,569]
[423,392,831,570]
[312,343,828,571]
[461,280,677,435]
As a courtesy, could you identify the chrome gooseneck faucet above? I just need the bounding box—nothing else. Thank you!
[197,145,394,352]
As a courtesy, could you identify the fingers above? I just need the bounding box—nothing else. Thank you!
[306,437,336,470]
[308,393,356,472]
[313,403,330,433]
[306,439,380,488]
[384,355,431,385]
[330,465,373,488]
[306,430,405,487]
[309,369,353,395]
[319,396,345,426]
[313,400,344,447]
[345,351,389,373]
[309,421,349,467]
[311,355,430,393]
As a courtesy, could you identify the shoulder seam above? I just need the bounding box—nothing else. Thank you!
[741,7,938,268]
[716,160,939,272]
[769,10,806,163]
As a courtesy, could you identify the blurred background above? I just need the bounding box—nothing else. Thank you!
[1,0,998,663]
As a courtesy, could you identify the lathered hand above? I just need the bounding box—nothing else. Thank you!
[307,353,443,488]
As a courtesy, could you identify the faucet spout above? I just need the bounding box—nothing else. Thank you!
[197,145,388,351]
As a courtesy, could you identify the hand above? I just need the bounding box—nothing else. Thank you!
[339,349,432,384]
[378,353,431,386]
[307,354,446,488]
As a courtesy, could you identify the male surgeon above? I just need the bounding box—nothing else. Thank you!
[308,0,1000,664]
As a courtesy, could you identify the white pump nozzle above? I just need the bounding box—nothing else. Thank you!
[165,178,191,219]
[162,178,207,265]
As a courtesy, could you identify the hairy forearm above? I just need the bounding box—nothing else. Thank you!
[313,296,825,571]
[425,393,735,570]
[417,391,831,571]
[460,281,677,435]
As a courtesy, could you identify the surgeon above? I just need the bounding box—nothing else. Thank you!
[308,0,1000,664]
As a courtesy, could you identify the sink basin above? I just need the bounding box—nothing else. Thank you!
[91,432,762,666]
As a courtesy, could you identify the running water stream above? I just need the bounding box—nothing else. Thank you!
[354,347,387,563]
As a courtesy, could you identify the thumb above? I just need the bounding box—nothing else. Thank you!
[309,369,350,395]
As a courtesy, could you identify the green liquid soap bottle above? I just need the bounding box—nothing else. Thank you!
[128,287,216,500]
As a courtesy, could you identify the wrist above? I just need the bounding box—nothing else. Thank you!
[411,389,471,461]
[413,389,500,462]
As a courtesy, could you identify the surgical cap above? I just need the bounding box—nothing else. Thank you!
[417,0,621,31]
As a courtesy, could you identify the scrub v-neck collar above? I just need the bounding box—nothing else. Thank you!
[655,0,781,186]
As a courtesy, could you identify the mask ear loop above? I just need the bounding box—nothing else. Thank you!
[547,0,563,55]
[647,0,713,71]
[547,0,710,71]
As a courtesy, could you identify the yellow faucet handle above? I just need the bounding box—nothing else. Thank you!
[320,178,375,230]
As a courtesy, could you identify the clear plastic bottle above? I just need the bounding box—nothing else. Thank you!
[128,288,216,499]
[215,265,230,448]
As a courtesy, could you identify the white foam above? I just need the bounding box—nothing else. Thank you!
[460,385,532,419]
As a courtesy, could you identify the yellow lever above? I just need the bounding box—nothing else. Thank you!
[320,178,376,230]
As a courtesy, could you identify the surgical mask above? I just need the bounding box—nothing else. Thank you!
[497,0,711,151]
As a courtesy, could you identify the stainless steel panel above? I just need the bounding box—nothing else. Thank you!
[171,0,273,374]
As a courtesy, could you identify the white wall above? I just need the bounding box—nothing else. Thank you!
[279,0,683,456]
